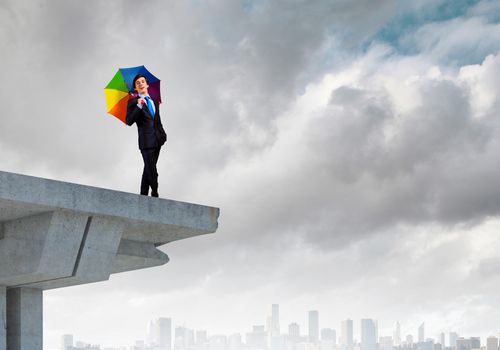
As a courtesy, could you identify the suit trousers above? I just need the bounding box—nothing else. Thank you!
[140,147,161,196]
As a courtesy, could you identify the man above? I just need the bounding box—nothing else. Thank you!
[126,74,167,197]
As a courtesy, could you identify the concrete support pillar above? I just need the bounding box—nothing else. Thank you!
[7,288,42,350]
[0,286,5,350]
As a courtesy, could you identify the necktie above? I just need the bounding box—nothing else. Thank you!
[144,96,155,118]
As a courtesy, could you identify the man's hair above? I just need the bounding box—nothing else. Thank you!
[133,74,149,89]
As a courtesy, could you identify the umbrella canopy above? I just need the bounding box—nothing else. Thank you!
[104,65,161,124]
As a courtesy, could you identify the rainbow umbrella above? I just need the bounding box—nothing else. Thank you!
[104,65,162,124]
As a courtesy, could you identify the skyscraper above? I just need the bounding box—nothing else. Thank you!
[440,333,446,347]
[156,318,172,350]
[341,319,353,350]
[450,333,459,349]
[196,330,209,350]
[288,322,300,350]
[361,319,377,350]
[147,320,155,346]
[470,337,480,349]
[61,334,73,350]
[393,322,401,347]
[271,304,280,336]
[309,310,319,343]
[289,323,300,342]
[175,326,194,350]
[418,323,425,343]
[456,338,472,350]
[487,337,498,350]
[268,304,283,350]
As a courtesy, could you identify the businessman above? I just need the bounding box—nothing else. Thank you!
[126,74,167,197]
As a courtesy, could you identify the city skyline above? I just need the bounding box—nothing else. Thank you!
[60,304,500,350]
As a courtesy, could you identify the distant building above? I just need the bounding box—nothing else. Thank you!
[268,305,283,350]
[341,319,354,350]
[407,335,414,346]
[361,319,377,350]
[309,311,319,344]
[68,346,101,350]
[456,338,472,350]
[270,305,280,336]
[450,333,459,349]
[132,340,146,350]
[418,324,425,343]
[487,337,498,350]
[150,317,172,350]
[417,340,434,350]
[394,322,401,347]
[67,340,101,350]
[175,326,195,350]
[209,335,227,350]
[271,335,286,350]
[289,323,300,342]
[197,330,209,350]
[228,333,243,350]
[379,336,393,350]
[286,323,301,350]
[440,333,445,348]
[319,341,334,350]
[61,334,74,350]
[321,329,336,344]
[319,328,336,350]
[247,325,267,350]
[75,341,86,348]
[470,338,480,349]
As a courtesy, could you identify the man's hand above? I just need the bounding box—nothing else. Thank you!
[137,98,146,108]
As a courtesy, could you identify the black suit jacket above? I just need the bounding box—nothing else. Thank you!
[126,96,167,150]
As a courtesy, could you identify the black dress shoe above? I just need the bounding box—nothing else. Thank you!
[151,192,159,197]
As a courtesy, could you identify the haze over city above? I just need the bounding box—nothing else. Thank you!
[60,304,500,350]
[0,0,500,349]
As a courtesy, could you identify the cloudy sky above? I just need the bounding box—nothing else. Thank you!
[1,0,500,349]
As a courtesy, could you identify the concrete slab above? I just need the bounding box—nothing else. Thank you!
[0,171,219,245]
[0,170,219,290]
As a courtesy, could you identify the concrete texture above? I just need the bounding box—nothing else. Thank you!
[0,171,219,243]
[0,170,220,350]
[6,288,43,350]
[0,170,219,290]
[0,286,5,350]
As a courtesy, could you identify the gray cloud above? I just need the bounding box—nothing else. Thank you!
[0,0,402,191]
[201,52,500,253]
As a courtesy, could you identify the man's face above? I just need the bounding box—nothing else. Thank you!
[134,77,149,95]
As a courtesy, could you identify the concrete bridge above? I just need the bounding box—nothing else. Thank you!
[0,170,219,350]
